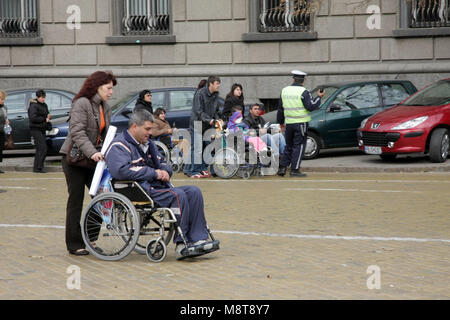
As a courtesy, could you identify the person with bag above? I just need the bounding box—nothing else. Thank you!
[60,71,117,256]
[0,89,10,173]
[28,89,51,173]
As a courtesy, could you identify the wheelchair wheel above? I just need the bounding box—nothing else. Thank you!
[133,214,175,255]
[146,238,167,263]
[154,140,170,163]
[213,148,240,179]
[81,192,140,261]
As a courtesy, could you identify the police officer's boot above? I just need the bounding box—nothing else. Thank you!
[290,169,307,177]
[277,166,286,176]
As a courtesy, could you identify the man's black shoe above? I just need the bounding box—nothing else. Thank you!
[290,170,307,177]
[33,168,47,173]
[277,166,286,176]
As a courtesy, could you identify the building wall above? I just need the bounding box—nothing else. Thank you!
[1,0,449,108]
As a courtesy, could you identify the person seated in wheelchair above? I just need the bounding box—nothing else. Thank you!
[105,109,219,259]
[226,105,268,153]
[152,107,190,165]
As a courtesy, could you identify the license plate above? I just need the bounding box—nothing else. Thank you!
[364,146,382,155]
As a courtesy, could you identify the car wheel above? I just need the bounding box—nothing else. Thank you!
[429,128,449,163]
[304,132,321,160]
[379,154,397,161]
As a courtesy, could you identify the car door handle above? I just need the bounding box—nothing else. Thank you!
[15,116,25,120]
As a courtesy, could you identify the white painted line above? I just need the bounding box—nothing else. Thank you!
[0,178,64,181]
[213,230,450,243]
[0,224,448,244]
[0,186,47,190]
[172,179,450,184]
[0,224,63,229]
[284,188,421,193]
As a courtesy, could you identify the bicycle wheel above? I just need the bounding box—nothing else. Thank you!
[81,192,140,261]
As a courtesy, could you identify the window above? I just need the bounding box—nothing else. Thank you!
[409,0,449,28]
[243,0,317,42]
[0,0,38,38]
[107,0,175,44]
[332,85,380,111]
[4,93,26,113]
[45,92,72,116]
[259,0,313,32]
[380,84,410,107]
[394,0,450,37]
[169,91,194,112]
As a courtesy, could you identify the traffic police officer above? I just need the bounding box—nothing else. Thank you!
[277,70,325,177]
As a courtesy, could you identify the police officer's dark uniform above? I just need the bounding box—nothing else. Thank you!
[277,70,324,177]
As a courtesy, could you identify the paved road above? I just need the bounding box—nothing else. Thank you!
[2,147,450,173]
[0,169,449,300]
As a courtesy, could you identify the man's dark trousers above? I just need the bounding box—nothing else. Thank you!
[280,122,308,170]
[148,185,209,244]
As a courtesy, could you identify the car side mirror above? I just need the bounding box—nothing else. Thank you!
[329,104,341,112]
[121,109,133,118]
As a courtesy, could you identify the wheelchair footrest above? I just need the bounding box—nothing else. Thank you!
[179,240,220,259]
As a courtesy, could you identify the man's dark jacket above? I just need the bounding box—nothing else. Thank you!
[189,86,220,132]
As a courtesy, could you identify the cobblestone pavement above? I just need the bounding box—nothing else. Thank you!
[0,171,449,300]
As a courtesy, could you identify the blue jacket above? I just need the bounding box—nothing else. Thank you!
[105,130,173,192]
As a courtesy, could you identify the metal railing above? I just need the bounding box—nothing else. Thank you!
[121,0,170,35]
[0,0,38,37]
[259,0,313,32]
[410,0,450,28]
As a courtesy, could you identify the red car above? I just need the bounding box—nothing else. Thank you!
[358,79,450,163]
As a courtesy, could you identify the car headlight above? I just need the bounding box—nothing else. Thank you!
[391,116,428,130]
[46,128,60,136]
[360,118,369,129]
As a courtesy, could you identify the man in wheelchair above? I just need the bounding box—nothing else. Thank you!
[105,109,219,260]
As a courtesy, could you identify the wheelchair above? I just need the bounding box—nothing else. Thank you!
[153,136,185,174]
[80,170,219,262]
[212,124,279,179]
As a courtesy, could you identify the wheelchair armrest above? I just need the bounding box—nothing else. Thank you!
[112,180,154,205]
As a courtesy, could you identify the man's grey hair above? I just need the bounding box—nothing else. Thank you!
[128,109,154,128]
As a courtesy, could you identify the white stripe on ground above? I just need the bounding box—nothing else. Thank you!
[284,188,421,193]
[171,179,450,184]
[0,224,448,243]
[0,186,47,190]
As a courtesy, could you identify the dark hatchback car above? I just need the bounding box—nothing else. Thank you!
[4,88,75,149]
[262,80,418,159]
[47,87,225,155]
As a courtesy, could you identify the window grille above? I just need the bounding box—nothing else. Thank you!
[410,0,449,28]
[259,0,313,32]
[0,0,38,38]
[122,0,170,35]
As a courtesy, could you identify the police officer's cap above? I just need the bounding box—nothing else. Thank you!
[291,70,307,78]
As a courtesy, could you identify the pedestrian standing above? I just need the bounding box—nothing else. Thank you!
[184,76,221,178]
[0,89,9,174]
[277,70,325,177]
[222,83,244,122]
[134,89,153,114]
[28,89,51,173]
[60,71,117,256]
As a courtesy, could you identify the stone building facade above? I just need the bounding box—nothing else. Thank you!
[1,0,449,110]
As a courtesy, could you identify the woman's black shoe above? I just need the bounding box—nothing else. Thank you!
[68,249,89,256]
[0,169,4,174]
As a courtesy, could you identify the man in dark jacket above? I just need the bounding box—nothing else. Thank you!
[105,109,219,259]
[184,76,221,178]
[133,89,153,114]
[244,103,286,156]
[28,89,50,173]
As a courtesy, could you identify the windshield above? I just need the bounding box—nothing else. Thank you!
[401,80,450,106]
[311,86,339,106]
[110,93,137,114]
